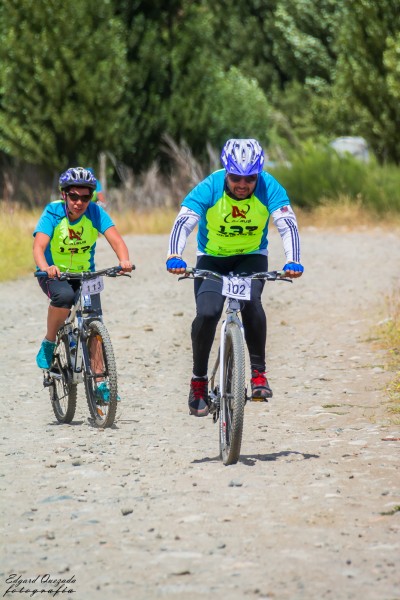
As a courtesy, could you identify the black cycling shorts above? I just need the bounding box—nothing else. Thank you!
[37,276,101,312]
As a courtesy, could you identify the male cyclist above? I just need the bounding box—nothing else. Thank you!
[166,139,304,417]
[33,167,132,399]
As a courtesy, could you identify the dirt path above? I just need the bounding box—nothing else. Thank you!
[1,228,399,600]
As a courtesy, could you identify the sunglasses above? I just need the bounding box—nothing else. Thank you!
[67,191,93,202]
[227,174,258,183]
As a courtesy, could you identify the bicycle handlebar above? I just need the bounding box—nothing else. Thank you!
[34,265,135,279]
[179,268,292,283]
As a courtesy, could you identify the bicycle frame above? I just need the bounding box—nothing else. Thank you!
[65,287,103,384]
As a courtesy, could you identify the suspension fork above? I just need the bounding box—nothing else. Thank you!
[70,315,87,383]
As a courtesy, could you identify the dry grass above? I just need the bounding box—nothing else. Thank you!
[296,196,400,231]
[374,288,400,422]
[2,196,399,282]
[0,203,38,282]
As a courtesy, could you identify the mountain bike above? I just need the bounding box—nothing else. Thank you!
[34,266,132,428]
[181,268,291,465]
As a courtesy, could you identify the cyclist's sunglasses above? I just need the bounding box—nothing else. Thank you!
[67,191,93,202]
[227,174,258,183]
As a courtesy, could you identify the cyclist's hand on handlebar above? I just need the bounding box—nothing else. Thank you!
[166,255,187,275]
[43,265,61,279]
[282,262,304,278]
[119,260,133,273]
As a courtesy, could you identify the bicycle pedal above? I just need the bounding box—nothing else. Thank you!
[48,369,62,377]
[43,377,53,388]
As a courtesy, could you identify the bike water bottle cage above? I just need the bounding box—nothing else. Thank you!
[220,139,265,176]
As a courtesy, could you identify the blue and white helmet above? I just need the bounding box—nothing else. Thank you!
[221,139,265,175]
[59,167,97,190]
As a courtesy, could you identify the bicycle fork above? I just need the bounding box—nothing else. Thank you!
[208,305,245,422]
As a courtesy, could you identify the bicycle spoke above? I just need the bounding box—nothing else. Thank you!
[84,320,118,428]
[49,333,77,423]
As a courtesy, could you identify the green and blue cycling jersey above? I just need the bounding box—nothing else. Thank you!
[181,169,290,256]
[33,200,114,272]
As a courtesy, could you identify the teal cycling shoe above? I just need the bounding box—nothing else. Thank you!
[36,340,56,369]
[95,381,120,403]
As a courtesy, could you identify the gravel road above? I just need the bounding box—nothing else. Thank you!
[1,227,399,600]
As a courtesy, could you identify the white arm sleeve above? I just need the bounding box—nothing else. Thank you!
[167,206,200,258]
[272,206,301,263]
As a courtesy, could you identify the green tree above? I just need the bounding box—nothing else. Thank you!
[115,0,270,170]
[165,5,270,156]
[114,0,186,169]
[0,0,128,171]
[206,0,281,94]
[272,0,339,85]
[334,0,400,163]
[384,33,400,101]
[205,0,343,152]
[208,0,340,92]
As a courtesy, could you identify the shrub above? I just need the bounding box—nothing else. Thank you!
[270,142,400,213]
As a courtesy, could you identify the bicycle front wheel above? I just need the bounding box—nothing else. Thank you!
[50,333,77,424]
[83,319,118,428]
[219,322,246,465]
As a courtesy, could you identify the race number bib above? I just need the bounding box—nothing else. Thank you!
[81,275,104,295]
[222,276,251,300]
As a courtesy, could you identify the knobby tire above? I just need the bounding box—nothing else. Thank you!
[84,320,118,428]
[50,333,77,424]
[219,323,246,465]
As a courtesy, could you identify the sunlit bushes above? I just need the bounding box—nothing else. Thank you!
[271,143,400,213]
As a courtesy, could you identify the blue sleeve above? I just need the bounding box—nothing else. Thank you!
[96,180,103,192]
[88,203,114,233]
[33,203,61,237]
[181,170,225,216]
[261,172,290,212]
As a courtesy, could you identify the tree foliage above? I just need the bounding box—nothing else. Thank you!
[0,0,399,186]
[334,0,400,162]
[113,1,270,170]
[0,0,128,170]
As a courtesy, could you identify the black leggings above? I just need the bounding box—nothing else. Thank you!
[191,254,268,377]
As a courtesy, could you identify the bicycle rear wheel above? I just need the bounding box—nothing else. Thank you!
[83,319,118,428]
[219,322,246,465]
[50,333,77,424]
